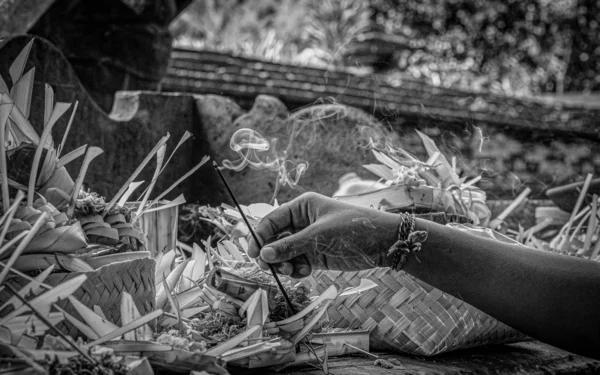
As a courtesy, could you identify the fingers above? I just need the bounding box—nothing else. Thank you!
[259,229,312,263]
[248,193,319,258]
[257,255,312,279]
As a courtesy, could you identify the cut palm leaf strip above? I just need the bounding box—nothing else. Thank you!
[135,144,166,219]
[291,300,333,345]
[0,212,48,284]
[117,181,145,208]
[0,99,13,212]
[44,84,54,126]
[0,190,25,243]
[13,253,93,273]
[67,295,120,336]
[2,93,39,145]
[53,304,99,340]
[155,249,176,286]
[86,309,163,347]
[148,155,210,208]
[56,144,87,170]
[103,134,170,217]
[204,325,262,357]
[141,194,186,215]
[560,173,594,251]
[6,311,65,343]
[9,39,33,83]
[57,100,79,158]
[580,194,598,255]
[27,102,71,206]
[162,278,184,333]
[121,291,154,341]
[0,274,87,326]
[67,146,103,218]
[10,68,35,120]
[136,131,193,201]
[276,285,337,326]
[0,264,54,312]
[0,72,8,93]
[156,259,190,308]
[4,283,97,365]
[0,341,48,374]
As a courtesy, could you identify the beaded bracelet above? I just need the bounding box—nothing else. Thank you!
[388,213,428,271]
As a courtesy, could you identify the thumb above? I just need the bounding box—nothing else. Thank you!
[259,230,311,263]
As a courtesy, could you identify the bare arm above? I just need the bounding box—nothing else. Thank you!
[407,219,600,360]
[248,193,600,359]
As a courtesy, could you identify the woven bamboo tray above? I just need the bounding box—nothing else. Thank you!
[305,268,526,356]
[0,257,156,339]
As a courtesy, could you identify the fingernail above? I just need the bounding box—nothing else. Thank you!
[262,247,276,261]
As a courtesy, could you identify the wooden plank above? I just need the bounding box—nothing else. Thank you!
[250,342,600,375]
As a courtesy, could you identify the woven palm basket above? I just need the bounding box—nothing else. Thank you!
[305,269,526,356]
[303,214,527,356]
[0,257,156,339]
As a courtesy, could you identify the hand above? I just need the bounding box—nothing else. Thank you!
[247,192,401,278]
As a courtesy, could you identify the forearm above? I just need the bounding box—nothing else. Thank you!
[400,219,600,359]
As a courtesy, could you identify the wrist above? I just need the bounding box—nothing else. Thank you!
[376,212,406,268]
[386,213,428,271]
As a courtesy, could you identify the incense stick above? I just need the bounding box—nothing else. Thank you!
[212,161,296,314]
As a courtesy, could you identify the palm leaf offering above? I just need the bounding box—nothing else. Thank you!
[1,40,349,374]
[334,131,492,226]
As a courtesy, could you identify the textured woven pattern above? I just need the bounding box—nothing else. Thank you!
[305,268,527,356]
[0,258,156,339]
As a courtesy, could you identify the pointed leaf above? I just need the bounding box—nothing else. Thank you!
[0,74,8,94]
[56,144,87,169]
[276,285,337,326]
[155,249,176,286]
[149,155,209,205]
[9,39,34,83]
[363,164,395,181]
[120,291,153,341]
[0,100,13,213]
[204,325,261,357]
[10,68,35,119]
[44,84,54,125]
[7,98,39,144]
[53,304,99,340]
[156,259,190,308]
[86,309,163,347]
[68,296,119,336]
[416,130,459,186]
[57,101,79,158]
[0,274,87,326]
[117,181,145,208]
[135,144,166,218]
[140,194,185,215]
[103,134,170,216]
[0,264,54,312]
[0,212,49,284]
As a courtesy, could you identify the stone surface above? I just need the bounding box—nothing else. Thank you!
[195,94,244,149]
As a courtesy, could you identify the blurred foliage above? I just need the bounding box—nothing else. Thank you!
[171,0,599,95]
[370,0,600,95]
